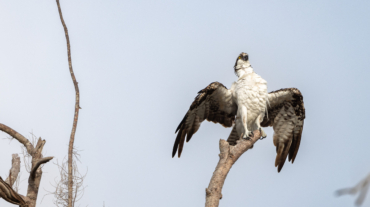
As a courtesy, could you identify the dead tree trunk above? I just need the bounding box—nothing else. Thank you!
[205,129,261,207]
[0,123,53,207]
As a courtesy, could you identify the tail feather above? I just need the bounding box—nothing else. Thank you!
[226,126,238,146]
[177,130,187,157]
[275,138,293,172]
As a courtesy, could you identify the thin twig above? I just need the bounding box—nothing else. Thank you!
[43,157,87,207]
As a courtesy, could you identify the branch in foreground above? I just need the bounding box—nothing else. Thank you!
[0,154,24,205]
[205,129,261,207]
[0,176,26,206]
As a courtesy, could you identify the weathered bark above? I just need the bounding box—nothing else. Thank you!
[0,123,53,207]
[0,154,26,206]
[0,124,33,154]
[30,157,53,179]
[55,1,81,207]
[0,177,27,206]
[205,129,261,207]
[5,154,21,187]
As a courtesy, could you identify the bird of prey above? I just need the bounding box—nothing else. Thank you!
[172,52,305,172]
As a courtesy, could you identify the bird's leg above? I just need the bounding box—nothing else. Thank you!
[239,105,253,140]
[256,114,267,139]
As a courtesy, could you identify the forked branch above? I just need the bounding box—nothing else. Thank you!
[30,157,54,179]
[205,129,261,207]
[0,123,53,207]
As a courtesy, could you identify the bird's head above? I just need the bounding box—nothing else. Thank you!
[238,52,249,61]
[234,52,251,75]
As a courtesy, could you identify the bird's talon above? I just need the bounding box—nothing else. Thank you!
[242,131,253,140]
[259,128,267,140]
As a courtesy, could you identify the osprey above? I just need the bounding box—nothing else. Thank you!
[172,52,305,172]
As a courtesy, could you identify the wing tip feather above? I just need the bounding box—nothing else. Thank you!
[173,81,236,158]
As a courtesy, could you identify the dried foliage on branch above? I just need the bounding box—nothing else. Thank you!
[205,129,261,207]
[45,151,87,207]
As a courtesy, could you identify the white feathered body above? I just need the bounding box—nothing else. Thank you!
[231,62,268,137]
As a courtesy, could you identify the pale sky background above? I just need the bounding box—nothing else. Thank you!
[1,0,370,206]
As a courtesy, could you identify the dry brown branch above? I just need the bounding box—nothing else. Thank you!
[0,176,27,206]
[21,133,38,173]
[205,129,261,207]
[12,172,21,193]
[0,123,53,207]
[30,157,54,179]
[0,124,34,154]
[55,1,81,206]
[0,154,23,204]
[5,154,21,188]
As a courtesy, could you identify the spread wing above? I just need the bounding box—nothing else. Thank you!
[172,82,237,158]
[261,88,305,172]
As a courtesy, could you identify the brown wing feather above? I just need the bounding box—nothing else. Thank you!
[172,82,237,158]
[261,88,305,172]
[289,120,304,163]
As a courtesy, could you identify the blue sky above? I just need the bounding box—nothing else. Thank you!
[1,0,370,206]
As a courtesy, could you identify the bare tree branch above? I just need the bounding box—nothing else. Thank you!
[0,124,53,207]
[55,1,81,207]
[0,176,26,206]
[205,130,261,207]
[0,123,34,154]
[5,154,21,188]
[21,133,38,173]
[30,157,54,179]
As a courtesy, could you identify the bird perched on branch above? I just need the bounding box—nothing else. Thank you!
[172,52,305,172]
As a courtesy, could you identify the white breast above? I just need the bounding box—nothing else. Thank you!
[233,72,268,126]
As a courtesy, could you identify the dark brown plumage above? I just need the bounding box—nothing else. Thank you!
[260,88,305,172]
[173,85,305,173]
[172,82,237,158]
